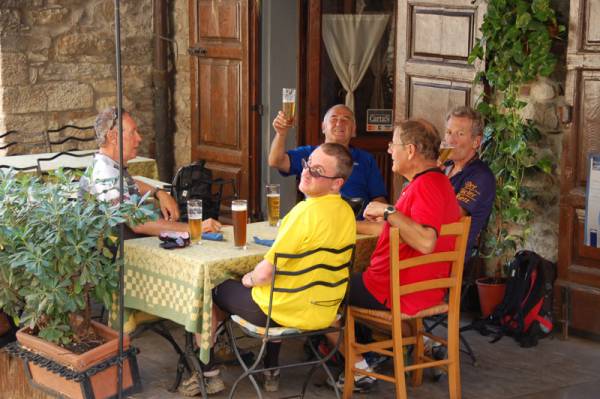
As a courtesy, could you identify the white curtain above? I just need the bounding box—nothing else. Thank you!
[322,14,389,111]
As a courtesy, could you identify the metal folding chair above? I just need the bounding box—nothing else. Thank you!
[226,244,356,399]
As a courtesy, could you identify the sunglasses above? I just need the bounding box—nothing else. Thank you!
[301,158,341,180]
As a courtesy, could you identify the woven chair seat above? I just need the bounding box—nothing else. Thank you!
[351,302,449,323]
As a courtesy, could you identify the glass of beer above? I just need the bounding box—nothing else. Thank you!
[265,184,280,227]
[282,88,296,122]
[438,141,455,164]
[187,199,203,245]
[232,199,248,249]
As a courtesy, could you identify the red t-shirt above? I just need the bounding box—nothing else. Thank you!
[362,168,461,315]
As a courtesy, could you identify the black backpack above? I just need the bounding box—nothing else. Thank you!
[489,250,557,347]
[170,160,235,221]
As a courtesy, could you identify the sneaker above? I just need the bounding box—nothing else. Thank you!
[179,369,225,396]
[364,351,389,370]
[263,369,280,392]
[330,371,377,393]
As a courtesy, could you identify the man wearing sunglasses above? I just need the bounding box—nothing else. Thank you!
[269,104,387,216]
[211,143,356,393]
[80,107,221,238]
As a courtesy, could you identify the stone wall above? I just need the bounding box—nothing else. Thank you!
[172,0,191,169]
[0,0,155,156]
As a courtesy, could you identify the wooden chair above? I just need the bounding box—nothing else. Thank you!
[343,216,471,399]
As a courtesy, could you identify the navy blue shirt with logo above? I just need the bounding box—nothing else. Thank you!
[445,157,496,257]
[283,145,387,218]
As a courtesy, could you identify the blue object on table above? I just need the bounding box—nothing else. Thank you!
[202,232,224,241]
[253,236,274,247]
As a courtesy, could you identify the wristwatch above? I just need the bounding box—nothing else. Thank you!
[383,206,396,221]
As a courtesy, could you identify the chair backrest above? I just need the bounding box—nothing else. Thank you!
[389,216,471,315]
[36,151,95,176]
[170,160,236,221]
[267,244,356,329]
[47,125,96,153]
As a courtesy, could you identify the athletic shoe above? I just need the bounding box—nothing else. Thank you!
[262,369,280,392]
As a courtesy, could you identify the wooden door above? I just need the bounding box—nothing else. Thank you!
[557,0,600,336]
[189,0,261,219]
[304,0,485,201]
[394,0,485,199]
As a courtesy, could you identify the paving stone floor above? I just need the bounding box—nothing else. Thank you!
[127,321,600,399]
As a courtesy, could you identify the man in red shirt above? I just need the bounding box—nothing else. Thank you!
[339,118,461,392]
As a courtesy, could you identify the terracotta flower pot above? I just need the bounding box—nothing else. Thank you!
[15,320,141,399]
[476,277,507,318]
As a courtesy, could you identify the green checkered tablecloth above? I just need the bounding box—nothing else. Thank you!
[117,221,377,364]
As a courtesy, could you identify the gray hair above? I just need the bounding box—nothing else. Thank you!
[446,106,484,137]
[322,104,355,124]
[395,119,441,161]
[94,107,127,146]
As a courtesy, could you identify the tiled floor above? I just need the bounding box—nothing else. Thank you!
[128,321,600,399]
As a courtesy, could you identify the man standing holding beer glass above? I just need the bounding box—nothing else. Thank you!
[212,143,356,392]
[269,102,387,218]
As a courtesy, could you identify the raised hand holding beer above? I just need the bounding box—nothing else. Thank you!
[282,88,296,123]
[187,199,203,245]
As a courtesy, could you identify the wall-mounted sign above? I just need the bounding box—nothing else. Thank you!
[366,109,393,132]
[584,154,600,248]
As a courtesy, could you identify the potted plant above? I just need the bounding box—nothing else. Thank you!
[467,0,563,317]
[0,168,156,398]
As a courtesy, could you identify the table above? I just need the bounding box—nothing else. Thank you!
[119,221,378,363]
[0,150,159,180]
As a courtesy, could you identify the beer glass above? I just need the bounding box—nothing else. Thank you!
[187,199,203,245]
[282,88,296,122]
[265,184,280,227]
[232,199,248,249]
[438,140,455,164]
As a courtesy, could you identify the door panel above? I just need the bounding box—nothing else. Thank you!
[558,0,600,336]
[189,0,260,218]
[393,0,484,199]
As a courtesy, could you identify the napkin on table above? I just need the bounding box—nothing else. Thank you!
[202,232,224,241]
[253,236,274,247]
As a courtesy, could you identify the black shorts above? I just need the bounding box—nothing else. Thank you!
[349,272,388,310]
[213,279,280,327]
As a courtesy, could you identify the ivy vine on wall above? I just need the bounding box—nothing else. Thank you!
[467,0,564,273]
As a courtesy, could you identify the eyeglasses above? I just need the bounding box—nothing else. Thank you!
[301,158,341,179]
[388,141,407,150]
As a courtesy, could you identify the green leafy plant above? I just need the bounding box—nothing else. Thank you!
[0,169,157,347]
[467,0,563,274]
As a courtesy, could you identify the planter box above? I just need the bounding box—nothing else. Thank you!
[13,321,141,399]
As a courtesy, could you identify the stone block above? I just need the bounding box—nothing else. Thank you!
[40,63,114,82]
[122,37,153,65]
[93,79,117,94]
[0,113,47,135]
[43,82,94,111]
[0,0,44,7]
[1,53,29,86]
[530,78,556,102]
[0,86,47,114]
[56,32,113,58]
[0,9,21,34]
[0,34,52,53]
[31,6,69,25]
[534,103,560,131]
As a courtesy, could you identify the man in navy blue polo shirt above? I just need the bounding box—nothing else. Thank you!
[268,104,387,217]
[443,106,496,258]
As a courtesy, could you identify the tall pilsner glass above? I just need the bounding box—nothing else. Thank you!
[282,88,296,122]
[265,184,280,227]
[188,199,203,245]
[232,199,248,249]
[438,141,455,164]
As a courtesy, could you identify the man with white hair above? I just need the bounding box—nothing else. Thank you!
[80,107,220,237]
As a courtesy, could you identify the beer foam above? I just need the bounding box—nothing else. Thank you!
[266,193,279,197]
[232,203,247,211]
